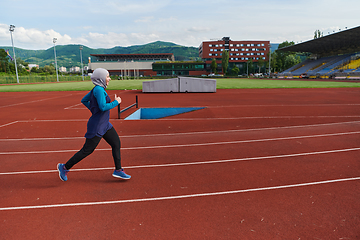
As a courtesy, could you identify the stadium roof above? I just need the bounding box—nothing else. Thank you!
[90,53,175,61]
[278,26,360,56]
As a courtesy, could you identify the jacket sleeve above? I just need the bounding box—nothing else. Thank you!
[81,91,91,110]
[93,86,119,111]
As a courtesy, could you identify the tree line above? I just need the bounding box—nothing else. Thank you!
[0,49,61,75]
[2,40,307,77]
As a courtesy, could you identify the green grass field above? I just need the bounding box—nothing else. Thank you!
[0,78,359,92]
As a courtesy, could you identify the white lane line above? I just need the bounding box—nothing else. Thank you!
[1,147,359,176]
[1,177,359,211]
[64,103,84,110]
[0,121,19,128]
[1,120,360,141]
[0,119,88,129]
[0,137,84,142]
[205,104,360,108]
[0,93,80,109]
[162,116,360,120]
[0,131,359,155]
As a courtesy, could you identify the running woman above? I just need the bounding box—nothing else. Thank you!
[57,68,131,181]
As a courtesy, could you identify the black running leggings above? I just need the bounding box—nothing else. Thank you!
[65,127,121,170]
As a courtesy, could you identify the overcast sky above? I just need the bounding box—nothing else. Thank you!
[0,0,359,50]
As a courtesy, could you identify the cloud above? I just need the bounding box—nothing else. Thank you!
[135,16,155,23]
[83,0,171,15]
[0,24,70,49]
[186,27,212,33]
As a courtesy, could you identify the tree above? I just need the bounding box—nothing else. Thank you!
[284,55,301,70]
[314,29,323,39]
[221,50,229,75]
[0,49,9,73]
[275,41,296,72]
[210,58,217,73]
[246,58,254,75]
[231,65,239,76]
[30,66,38,73]
[257,58,265,73]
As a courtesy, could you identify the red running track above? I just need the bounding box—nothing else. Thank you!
[0,88,359,239]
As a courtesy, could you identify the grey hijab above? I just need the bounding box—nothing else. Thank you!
[91,68,109,89]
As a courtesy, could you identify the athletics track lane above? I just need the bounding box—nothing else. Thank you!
[0,88,359,239]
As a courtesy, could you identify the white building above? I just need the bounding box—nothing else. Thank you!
[69,66,81,73]
[28,64,39,70]
[88,53,175,76]
[59,66,67,73]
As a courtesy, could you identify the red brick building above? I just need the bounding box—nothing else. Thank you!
[199,37,270,74]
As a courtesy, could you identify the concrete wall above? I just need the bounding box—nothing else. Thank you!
[142,77,216,93]
[179,77,216,93]
[142,78,179,93]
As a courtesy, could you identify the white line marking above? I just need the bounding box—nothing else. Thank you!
[1,120,360,141]
[205,104,360,108]
[0,119,88,129]
[0,121,19,128]
[0,177,359,211]
[64,103,84,110]
[124,120,360,138]
[0,137,84,142]
[1,147,359,176]
[0,94,79,109]
[162,116,360,120]
[0,131,359,155]
[17,119,89,122]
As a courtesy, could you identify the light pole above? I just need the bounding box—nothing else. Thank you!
[268,44,271,77]
[79,46,84,81]
[53,38,59,82]
[246,60,249,77]
[9,25,19,84]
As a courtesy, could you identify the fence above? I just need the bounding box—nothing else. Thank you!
[0,75,90,84]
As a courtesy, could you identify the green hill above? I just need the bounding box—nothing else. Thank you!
[0,41,200,68]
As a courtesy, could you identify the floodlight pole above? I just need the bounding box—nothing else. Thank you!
[9,25,19,84]
[268,44,271,77]
[79,46,84,81]
[53,38,59,82]
[246,61,249,77]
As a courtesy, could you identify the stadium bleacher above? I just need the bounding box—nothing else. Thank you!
[278,26,360,80]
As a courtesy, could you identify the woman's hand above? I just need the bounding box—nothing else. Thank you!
[115,94,122,104]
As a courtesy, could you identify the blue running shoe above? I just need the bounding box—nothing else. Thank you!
[112,169,131,180]
[57,163,69,181]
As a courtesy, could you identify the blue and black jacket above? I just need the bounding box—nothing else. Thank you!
[81,86,119,138]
